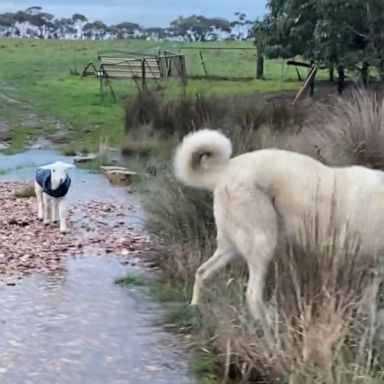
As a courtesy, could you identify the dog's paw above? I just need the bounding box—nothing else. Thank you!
[60,227,68,234]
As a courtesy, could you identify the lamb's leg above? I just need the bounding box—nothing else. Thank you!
[58,199,68,233]
[191,244,236,306]
[42,193,50,225]
[51,199,58,223]
[35,181,44,221]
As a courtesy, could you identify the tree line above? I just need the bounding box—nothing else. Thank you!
[254,0,384,84]
[0,7,253,41]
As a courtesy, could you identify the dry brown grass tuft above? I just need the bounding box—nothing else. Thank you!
[197,228,384,383]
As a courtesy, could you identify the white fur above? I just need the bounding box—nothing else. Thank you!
[35,161,74,233]
[174,129,384,320]
[174,129,232,190]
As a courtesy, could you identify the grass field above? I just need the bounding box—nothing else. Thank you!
[0,38,324,153]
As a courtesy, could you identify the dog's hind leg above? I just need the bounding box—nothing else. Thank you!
[246,249,273,321]
[228,187,278,321]
[191,240,237,306]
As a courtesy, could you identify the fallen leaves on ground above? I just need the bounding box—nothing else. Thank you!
[0,182,150,282]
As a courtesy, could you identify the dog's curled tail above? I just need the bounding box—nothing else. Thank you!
[173,129,232,190]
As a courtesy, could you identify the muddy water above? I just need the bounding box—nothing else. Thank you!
[0,150,194,384]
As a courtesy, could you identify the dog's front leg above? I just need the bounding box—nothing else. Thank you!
[191,245,236,306]
[58,199,68,233]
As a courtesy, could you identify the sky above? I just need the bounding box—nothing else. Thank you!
[0,1,267,27]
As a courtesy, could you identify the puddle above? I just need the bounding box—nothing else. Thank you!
[0,149,194,384]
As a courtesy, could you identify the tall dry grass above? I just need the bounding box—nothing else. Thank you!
[143,88,384,383]
[200,238,384,383]
[124,90,313,140]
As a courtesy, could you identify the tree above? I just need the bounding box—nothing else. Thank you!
[170,15,231,41]
[111,22,140,39]
[261,0,384,86]
[29,11,55,38]
[143,27,167,40]
[13,10,31,37]
[83,20,108,40]
[262,0,319,59]
[53,18,76,39]
[231,12,253,40]
[0,13,15,36]
[71,13,87,38]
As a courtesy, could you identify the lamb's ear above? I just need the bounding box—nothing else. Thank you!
[64,163,75,170]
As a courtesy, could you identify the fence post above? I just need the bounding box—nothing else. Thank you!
[199,49,208,76]
[337,65,345,95]
[180,55,188,85]
[309,60,315,96]
[141,59,146,90]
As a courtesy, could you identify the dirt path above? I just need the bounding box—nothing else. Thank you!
[0,149,195,384]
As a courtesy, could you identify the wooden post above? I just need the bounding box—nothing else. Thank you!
[361,61,369,87]
[256,47,264,79]
[292,64,317,105]
[99,65,104,98]
[141,59,146,90]
[199,49,208,76]
[309,60,315,96]
[329,65,334,82]
[295,66,302,81]
[337,65,345,95]
[180,55,188,85]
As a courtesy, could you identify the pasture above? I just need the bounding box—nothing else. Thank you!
[0,38,320,153]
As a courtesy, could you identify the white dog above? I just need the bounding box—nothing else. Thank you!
[34,161,74,233]
[174,129,384,320]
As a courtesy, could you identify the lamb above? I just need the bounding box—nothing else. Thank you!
[34,161,74,233]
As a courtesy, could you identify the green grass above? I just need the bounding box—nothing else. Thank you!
[0,168,10,175]
[0,38,323,153]
[192,355,222,384]
[115,274,149,286]
[116,272,196,326]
